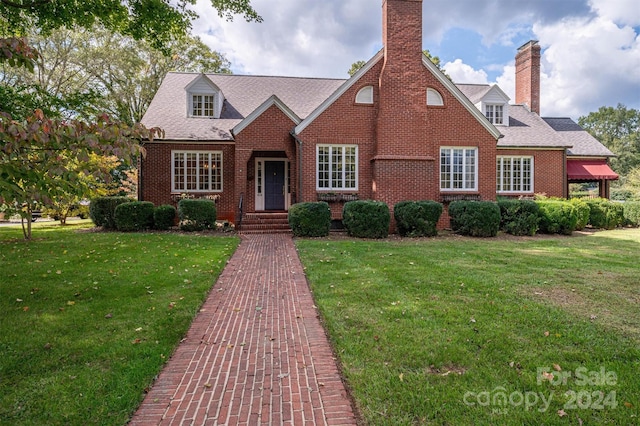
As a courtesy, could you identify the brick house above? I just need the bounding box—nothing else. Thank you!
[140,0,617,231]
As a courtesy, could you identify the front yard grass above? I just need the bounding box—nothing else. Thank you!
[0,222,239,425]
[297,229,640,425]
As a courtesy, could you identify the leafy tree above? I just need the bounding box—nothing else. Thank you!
[578,104,640,178]
[1,0,261,61]
[348,49,449,78]
[0,109,162,239]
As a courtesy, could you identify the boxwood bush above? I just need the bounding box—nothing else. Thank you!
[448,201,500,237]
[154,205,177,230]
[569,198,591,231]
[394,200,443,237]
[89,196,133,229]
[623,201,640,227]
[536,200,578,235]
[288,202,331,237]
[497,199,540,236]
[114,201,155,232]
[342,200,390,239]
[584,198,624,229]
[178,199,217,231]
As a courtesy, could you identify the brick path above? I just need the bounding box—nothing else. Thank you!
[130,234,357,425]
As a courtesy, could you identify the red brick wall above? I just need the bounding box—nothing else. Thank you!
[496,148,566,198]
[515,41,541,115]
[140,142,236,222]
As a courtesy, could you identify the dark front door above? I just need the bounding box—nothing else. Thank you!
[264,161,285,210]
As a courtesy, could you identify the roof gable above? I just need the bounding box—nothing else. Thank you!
[293,50,384,135]
[232,95,301,136]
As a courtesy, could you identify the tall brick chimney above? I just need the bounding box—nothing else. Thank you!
[515,40,541,115]
[382,0,423,73]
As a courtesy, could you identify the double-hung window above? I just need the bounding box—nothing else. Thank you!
[172,151,222,192]
[317,145,358,190]
[192,94,215,117]
[440,147,477,191]
[485,104,504,125]
[496,156,533,192]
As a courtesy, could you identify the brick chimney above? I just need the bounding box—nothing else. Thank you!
[382,0,423,73]
[515,40,541,115]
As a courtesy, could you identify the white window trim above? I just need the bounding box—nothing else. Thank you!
[171,150,223,193]
[189,93,217,118]
[440,147,478,192]
[355,86,374,104]
[427,88,444,106]
[484,103,505,125]
[496,155,534,193]
[316,144,359,191]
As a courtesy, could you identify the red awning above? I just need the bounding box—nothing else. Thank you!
[567,160,619,181]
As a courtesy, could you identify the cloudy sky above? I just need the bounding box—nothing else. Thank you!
[191,0,639,119]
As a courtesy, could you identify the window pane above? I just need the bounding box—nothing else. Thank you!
[495,105,503,125]
[174,153,184,191]
[452,149,463,189]
[204,95,214,116]
[440,150,451,189]
[464,149,476,189]
[192,95,202,116]
[211,153,222,191]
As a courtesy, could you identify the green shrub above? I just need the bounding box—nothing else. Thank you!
[394,200,443,237]
[154,205,177,230]
[584,198,624,229]
[177,199,217,231]
[569,198,590,231]
[342,200,390,239]
[448,201,500,237]
[114,201,155,232]
[536,200,578,235]
[497,199,540,236]
[623,201,640,226]
[288,202,331,237]
[89,196,133,229]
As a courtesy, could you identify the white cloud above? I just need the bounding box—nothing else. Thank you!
[589,0,640,26]
[443,59,489,84]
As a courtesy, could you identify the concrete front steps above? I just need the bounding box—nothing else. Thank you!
[238,212,291,234]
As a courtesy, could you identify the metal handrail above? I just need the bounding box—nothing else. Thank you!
[237,192,244,231]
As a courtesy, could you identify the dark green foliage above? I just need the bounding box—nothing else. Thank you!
[342,200,390,239]
[448,201,500,237]
[536,200,578,235]
[584,198,625,229]
[569,198,591,231]
[497,199,540,236]
[154,204,177,230]
[177,199,216,232]
[623,202,640,226]
[89,196,133,229]
[394,200,443,237]
[114,201,154,232]
[288,202,331,237]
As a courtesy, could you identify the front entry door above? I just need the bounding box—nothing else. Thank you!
[264,161,285,210]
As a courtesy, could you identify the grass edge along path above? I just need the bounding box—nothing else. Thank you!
[296,229,640,425]
[0,222,239,425]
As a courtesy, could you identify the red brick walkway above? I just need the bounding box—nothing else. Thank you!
[129,234,357,425]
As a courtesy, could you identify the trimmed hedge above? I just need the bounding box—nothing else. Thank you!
[449,201,500,237]
[342,200,390,239]
[569,198,590,231]
[154,205,177,230]
[89,196,133,229]
[584,198,624,229]
[114,201,154,232]
[536,200,577,235]
[623,201,640,227]
[394,200,443,237]
[497,199,540,236]
[288,202,331,237]
[177,199,217,231]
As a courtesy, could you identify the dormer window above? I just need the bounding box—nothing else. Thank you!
[485,104,504,125]
[185,74,224,118]
[192,94,215,117]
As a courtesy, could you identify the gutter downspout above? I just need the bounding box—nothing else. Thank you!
[138,142,144,201]
[291,130,304,203]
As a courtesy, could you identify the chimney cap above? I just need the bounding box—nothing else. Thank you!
[517,40,539,52]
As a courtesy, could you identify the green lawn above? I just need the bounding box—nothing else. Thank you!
[0,222,239,425]
[296,229,640,425]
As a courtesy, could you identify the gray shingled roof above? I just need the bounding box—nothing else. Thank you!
[142,72,345,140]
[497,105,572,148]
[542,117,615,157]
[456,84,492,104]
